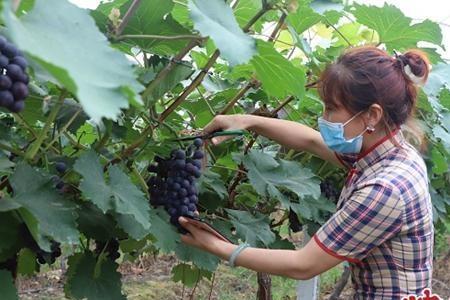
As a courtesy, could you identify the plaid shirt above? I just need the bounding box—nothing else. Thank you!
[314,129,434,299]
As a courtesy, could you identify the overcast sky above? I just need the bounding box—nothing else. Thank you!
[69,0,450,59]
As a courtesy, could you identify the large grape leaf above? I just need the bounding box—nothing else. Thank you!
[0,270,18,300]
[189,0,256,66]
[236,150,321,201]
[225,209,275,247]
[251,41,306,98]
[351,3,442,51]
[175,242,220,272]
[287,2,322,35]
[423,63,450,97]
[119,0,193,55]
[148,208,180,253]
[2,0,144,123]
[65,252,126,300]
[171,263,212,287]
[74,151,151,240]
[8,164,79,249]
[0,213,21,259]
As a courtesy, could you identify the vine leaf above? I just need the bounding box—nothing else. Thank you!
[251,41,306,98]
[171,263,212,287]
[0,270,18,300]
[119,0,193,55]
[2,0,144,123]
[148,208,180,253]
[0,213,22,261]
[225,209,275,247]
[236,150,321,201]
[175,242,220,272]
[287,2,322,35]
[9,163,79,250]
[17,248,36,276]
[351,3,442,51]
[189,0,256,66]
[65,252,126,300]
[74,151,151,240]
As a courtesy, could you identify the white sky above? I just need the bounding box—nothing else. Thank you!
[69,0,450,59]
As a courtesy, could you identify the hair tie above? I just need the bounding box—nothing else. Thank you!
[393,50,426,87]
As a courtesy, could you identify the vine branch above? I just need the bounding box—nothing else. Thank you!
[115,0,142,36]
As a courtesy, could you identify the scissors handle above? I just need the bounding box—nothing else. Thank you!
[207,129,246,139]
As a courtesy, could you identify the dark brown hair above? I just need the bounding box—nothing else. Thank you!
[316,46,430,131]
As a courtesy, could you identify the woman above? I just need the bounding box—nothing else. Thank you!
[178,46,434,299]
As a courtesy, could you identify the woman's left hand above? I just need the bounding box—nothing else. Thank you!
[178,216,227,255]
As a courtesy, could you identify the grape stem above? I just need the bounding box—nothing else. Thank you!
[116,34,206,42]
[42,109,82,152]
[25,91,66,161]
[115,0,142,36]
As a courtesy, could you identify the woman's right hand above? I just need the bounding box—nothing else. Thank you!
[203,114,251,145]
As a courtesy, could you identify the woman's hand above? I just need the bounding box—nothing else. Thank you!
[178,216,231,256]
[203,114,251,145]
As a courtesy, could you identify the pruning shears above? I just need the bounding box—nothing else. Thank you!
[173,129,246,142]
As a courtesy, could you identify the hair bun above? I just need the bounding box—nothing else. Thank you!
[402,50,431,86]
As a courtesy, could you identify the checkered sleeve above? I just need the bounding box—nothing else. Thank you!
[313,181,404,263]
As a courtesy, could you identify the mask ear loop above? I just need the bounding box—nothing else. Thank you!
[344,110,376,136]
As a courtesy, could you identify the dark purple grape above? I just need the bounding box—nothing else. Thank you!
[168,207,177,217]
[188,203,196,211]
[0,90,14,107]
[179,205,188,215]
[0,75,12,90]
[172,182,181,191]
[19,73,29,84]
[192,160,202,169]
[182,197,190,205]
[174,159,185,169]
[55,162,67,173]
[5,64,23,80]
[0,36,6,49]
[172,149,185,160]
[37,256,46,264]
[193,168,201,178]
[193,150,204,159]
[181,179,190,189]
[3,43,18,58]
[11,82,28,100]
[0,55,8,68]
[193,138,203,148]
[9,100,25,113]
[187,175,196,183]
[187,185,197,195]
[55,180,64,190]
[189,195,198,204]
[185,163,196,174]
[11,56,27,70]
[178,188,187,197]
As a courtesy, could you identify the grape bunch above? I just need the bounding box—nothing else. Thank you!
[94,239,120,261]
[52,161,67,191]
[288,209,303,232]
[147,138,204,233]
[320,179,340,203]
[35,241,62,265]
[0,35,29,113]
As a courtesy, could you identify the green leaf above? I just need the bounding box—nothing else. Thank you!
[0,213,21,257]
[352,3,442,51]
[171,263,212,287]
[424,63,450,97]
[175,243,220,272]
[120,0,192,55]
[238,150,321,201]
[0,270,18,300]
[189,0,256,66]
[76,203,118,242]
[9,163,79,248]
[234,0,262,29]
[65,252,126,300]
[3,0,144,122]
[17,248,36,276]
[198,169,228,199]
[74,151,151,240]
[148,208,180,253]
[287,3,322,35]
[225,209,275,246]
[0,198,21,212]
[431,148,448,175]
[146,63,194,104]
[251,41,306,98]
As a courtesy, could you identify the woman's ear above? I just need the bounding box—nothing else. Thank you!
[366,103,383,128]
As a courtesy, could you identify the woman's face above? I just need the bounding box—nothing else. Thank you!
[323,102,368,140]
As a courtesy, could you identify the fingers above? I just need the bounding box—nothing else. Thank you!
[210,135,232,145]
[178,216,198,233]
[203,116,223,135]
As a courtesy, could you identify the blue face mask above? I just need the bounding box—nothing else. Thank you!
[318,111,367,154]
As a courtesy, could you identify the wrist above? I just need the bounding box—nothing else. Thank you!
[240,114,260,132]
[210,239,238,261]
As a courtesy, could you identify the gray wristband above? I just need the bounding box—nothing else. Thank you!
[229,243,250,267]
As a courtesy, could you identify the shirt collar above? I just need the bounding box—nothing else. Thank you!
[344,128,404,171]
